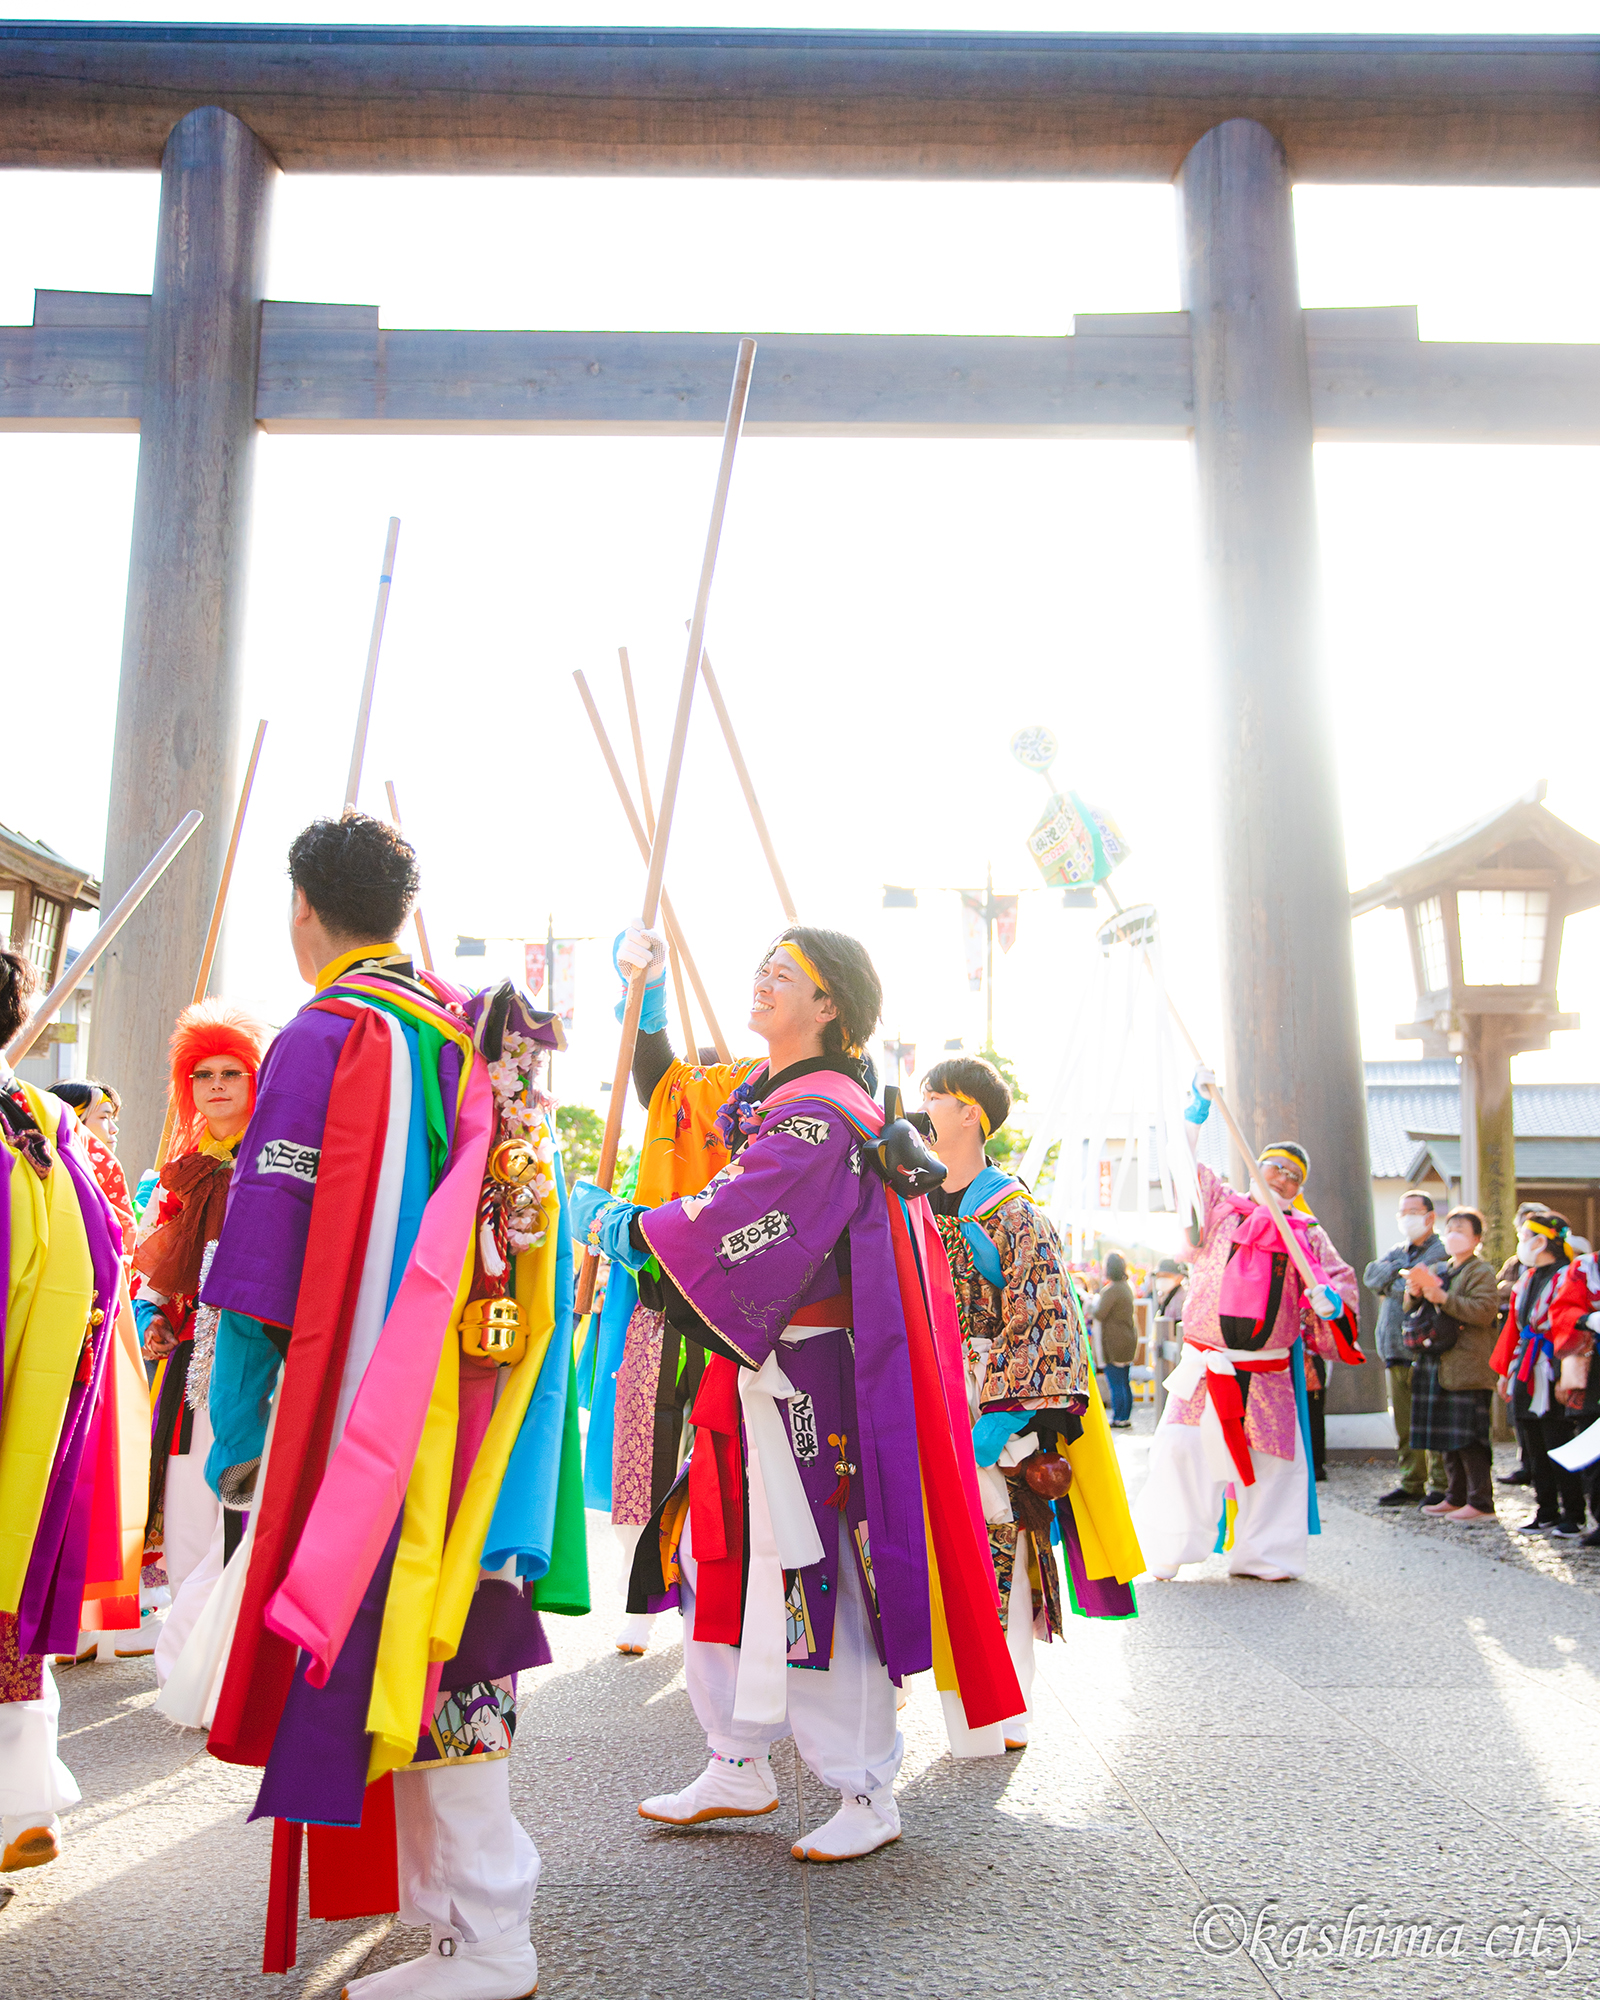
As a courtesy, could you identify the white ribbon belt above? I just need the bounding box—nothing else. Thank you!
[732,1345,826,1729]
[1163,1341,1291,1405]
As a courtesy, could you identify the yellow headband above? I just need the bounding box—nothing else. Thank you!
[781,940,828,995]
[1259,1146,1312,1214]
[775,939,864,1059]
[952,1089,992,1140]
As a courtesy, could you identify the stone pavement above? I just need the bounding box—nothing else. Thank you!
[6,1417,1600,1999]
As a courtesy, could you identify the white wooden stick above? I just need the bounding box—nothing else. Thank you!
[5,812,205,1064]
[344,516,401,812]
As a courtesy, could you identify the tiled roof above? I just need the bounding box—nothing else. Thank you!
[1365,1061,1600,1176]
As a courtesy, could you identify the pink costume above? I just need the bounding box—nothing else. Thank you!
[1135,1165,1360,1580]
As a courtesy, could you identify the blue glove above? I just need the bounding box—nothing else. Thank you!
[568,1179,650,1273]
[1308,1282,1343,1320]
[1183,1068,1214,1126]
[612,926,669,1034]
[971,1409,1030,1468]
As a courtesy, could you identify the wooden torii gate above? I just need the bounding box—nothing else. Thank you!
[6,25,1600,1423]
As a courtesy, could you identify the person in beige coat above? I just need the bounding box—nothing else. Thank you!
[1404,1208,1502,1520]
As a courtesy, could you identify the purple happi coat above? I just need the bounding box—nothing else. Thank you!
[640,1077,939,1681]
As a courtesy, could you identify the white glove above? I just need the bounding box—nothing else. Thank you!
[1308,1283,1343,1320]
[1193,1066,1216,1095]
[617,919,668,983]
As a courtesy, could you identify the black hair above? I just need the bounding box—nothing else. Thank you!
[919,1054,1011,1138]
[1444,1206,1485,1238]
[1402,1190,1435,1213]
[0,948,37,1047]
[763,927,882,1071]
[50,1077,121,1116]
[288,812,420,943]
[1105,1252,1128,1282]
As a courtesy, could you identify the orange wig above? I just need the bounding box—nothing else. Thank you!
[166,1000,271,1159]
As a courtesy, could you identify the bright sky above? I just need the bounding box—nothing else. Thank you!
[4,3,1599,1161]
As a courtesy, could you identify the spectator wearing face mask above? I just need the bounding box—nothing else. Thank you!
[1405,1209,1501,1521]
[1492,1202,1553,1488]
[1366,1192,1450,1508]
[1490,1209,1584,1538]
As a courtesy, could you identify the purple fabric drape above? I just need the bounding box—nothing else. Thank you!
[15,1121,127,1656]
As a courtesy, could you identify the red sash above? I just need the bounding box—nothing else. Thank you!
[208,1006,390,1766]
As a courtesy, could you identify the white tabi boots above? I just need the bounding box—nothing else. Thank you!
[637,1751,779,1825]
[341,1926,538,2000]
[791,1789,901,1863]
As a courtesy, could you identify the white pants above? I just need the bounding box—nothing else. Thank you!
[940,1550,1037,1757]
[679,1514,903,1804]
[1135,1404,1309,1578]
[0,1663,81,1840]
[392,1755,541,1947]
[154,1507,227,1687]
[162,1400,220,1601]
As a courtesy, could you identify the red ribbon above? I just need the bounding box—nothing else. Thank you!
[686,1355,746,1645]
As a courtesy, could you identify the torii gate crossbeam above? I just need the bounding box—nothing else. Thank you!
[8,25,1597,1427]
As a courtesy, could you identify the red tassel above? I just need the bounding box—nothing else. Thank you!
[262,1818,304,1974]
[826,1432,855,1511]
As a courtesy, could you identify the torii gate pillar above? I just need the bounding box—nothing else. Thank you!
[1179,119,1382,1415]
[95,106,276,1172]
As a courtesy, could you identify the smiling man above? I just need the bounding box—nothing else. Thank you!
[573,923,1019,1864]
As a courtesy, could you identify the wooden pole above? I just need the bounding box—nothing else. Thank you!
[1154,974,1322,1297]
[343,515,401,812]
[383,779,435,972]
[619,646,698,1059]
[5,811,205,1065]
[577,337,757,1311]
[152,718,267,1167]
[694,637,799,924]
[572,671,731,1063]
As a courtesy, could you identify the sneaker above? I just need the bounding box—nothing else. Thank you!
[1579,1527,1600,1549]
[1445,1505,1495,1523]
[1420,1499,1458,1516]
[1518,1517,1559,1537]
[791,1793,901,1863]
[341,1925,537,1999]
[1420,1491,1447,1508]
[1496,1468,1532,1486]
[1,1824,60,1873]
[638,1753,779,1826]
[1377,1487,1422,1507]
[1551,1522,1585,1541]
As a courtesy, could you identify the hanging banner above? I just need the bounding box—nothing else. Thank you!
[525,940,577,1022]
[994,895,1019,956]
[1026,790,1131,889]
[552,942,577,1024]
[960,894,985,991]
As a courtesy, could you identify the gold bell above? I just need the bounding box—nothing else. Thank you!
[460,1294,527,1367]
[489,1139,540,1188]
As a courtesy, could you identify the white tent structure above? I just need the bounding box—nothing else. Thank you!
[1019,903,1202,1261]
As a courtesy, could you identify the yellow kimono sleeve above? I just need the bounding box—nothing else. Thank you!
[1064,1370,1145,1586]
